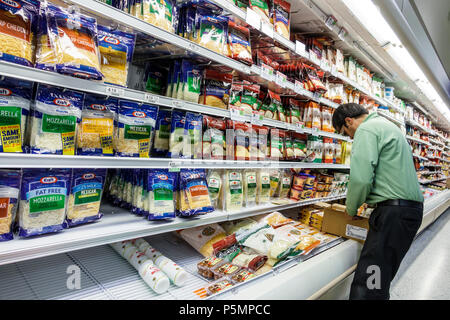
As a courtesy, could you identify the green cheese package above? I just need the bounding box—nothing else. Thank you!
[152,109,171,157]
[147,169,177,220]
[183,112,203,159]
[177,60,203,103]
[207,169,223,209]
[240,82,260,115]
[224,170,244,212]
[243,169,257,207]
[202,115,226,160]
[256,169,270,205]
[144,64,167,96]
[269,169,280,198]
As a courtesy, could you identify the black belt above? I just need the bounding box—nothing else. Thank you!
[377,199,423,209]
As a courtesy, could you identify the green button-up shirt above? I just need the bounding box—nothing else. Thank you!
[346,112,424,216]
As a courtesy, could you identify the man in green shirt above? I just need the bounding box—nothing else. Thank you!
[332,103,424,300]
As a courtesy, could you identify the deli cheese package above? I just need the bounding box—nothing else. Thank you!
[47,4,103,80]
[178,169,214,216]
[29,85,83,155]
[18,168,71,237]
[206,169,223,209]
[97,25,136,87]
[116,101,158,157]
[152,109,171,157]
[0,169,21,241]
[147,169,177,220]
[199,69,232,109]
[77,94,117,156]
[224,170,243,212]
[0,0,39,67]
[65,168,107,227]
[178,223,226,257]
[243,170,257,207]
[271,0,291,39]
[256,169,270,204]
[0,77,32,153]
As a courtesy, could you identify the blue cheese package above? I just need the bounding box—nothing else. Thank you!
[65,168,107,227]
[168,110,186,158]
[147,169,177,220]
[29,85,83,155]
[0,169,21,241]
[18,168,72,237]
[152,109,171,157]
[116,101,158,157]
[178,169,214,217]
[0,76,33,153]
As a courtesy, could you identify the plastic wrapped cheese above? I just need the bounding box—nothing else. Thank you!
[168,110,185,158]
[152,110,171,157]
[178,169,214,216]
[256,169,270,205]
[0,170,21,241]
[224,170,243,212]
[147,169,177,220]
[178,223,226,257]
[243,170,257,207]
[207,169,223,210]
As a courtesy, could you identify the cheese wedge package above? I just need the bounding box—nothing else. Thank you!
[0,0,39,67]
[147,169,177,220]
[224,170,244,212]
[0,76,33,153]
[97,25,136,87]
[77,94,117,156]
[178,169,214,216]
[206,169,223,209]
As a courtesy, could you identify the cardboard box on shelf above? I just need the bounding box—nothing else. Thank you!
[321,203,369,243]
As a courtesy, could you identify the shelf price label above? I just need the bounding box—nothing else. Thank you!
[261,22,274,38]
[168,161,181,172]
[325,15,337,30]
[246,8,261,30]
[295,40,307,58]
[275,71,287,88]
[251,113,264,126]
[260,63,274,81]
[171,100,184,109]
[230,108,248,122]
[105,86,124,97]
[144,93,160,104]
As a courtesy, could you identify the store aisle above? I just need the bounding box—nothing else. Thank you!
[390,208,450,300]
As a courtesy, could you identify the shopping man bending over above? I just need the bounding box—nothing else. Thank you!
[332,103,424,300]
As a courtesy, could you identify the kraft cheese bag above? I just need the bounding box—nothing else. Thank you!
[147,169,177,220]
[168,110,185,158]
[0,169,21,241]
[0,76,33,153]
[0,0,39,67]
[182,112,203,159]
[249,0,270,24]
[35,2,57,72]
[18,168,72,237]
[178,169,214,217]
[198,69,232,109]
[152,109,171,157]
[65,168,107,227]
[29,84,83,155]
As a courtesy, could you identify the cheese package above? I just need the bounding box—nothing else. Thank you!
[291,132,307,161]
[116,101,158,157]
[287,99,304,124]
[168,110,185,158]
[0,77,32,153]
[29,85,83,155]
[202,115,226,160]
[198,69,232,109]
[240,83,260,115]
[179,60,203,103]
[229,120,252,161]
[178,223,226,257]
[147,169,177,220]
[207,169,223,209]
[253,125,269,161]
[142,0,175,33]
[224,170,244,212]
[178,169,214,216]
[18,168,71,237]
[221,217,258,236]
[152,109,171,157]
[277,169,292,199]
[77,94,117,156]
[256,169,271,204]
[259,211,294,229]
[145,64,167,96]
[241,224,274,255]
[249,0,270,23]
[321,106,333,132]
[269,169,280,198]
[182,112,202,159]
[0,0,38,67]
[97,25,136,87]
[243,170,257,207]
[263,91,283,120]
[35,3,57,71]
[272,0,290,39]
[227,21,252,65]
[229,83,243,112]
[196,14,228,56]
[47,4,103,80]
[0,169,21,241]
[269,128,285,161]
[65,168,107,227]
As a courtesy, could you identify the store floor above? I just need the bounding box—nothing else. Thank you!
[390,208,450,300]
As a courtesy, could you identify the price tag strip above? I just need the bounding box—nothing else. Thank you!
[105,86,124,97]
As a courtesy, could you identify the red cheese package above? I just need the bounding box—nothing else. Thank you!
[227,21,252,65]
[202,115,226,160]
[229,120,252,161]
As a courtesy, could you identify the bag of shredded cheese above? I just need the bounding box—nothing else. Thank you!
[142,0,175,33]
[47,4,103,80]
[182,112,202,159]
[224,170,243,212]
[0,0,39,67]
[98,25,136,87]
[168,110,185,158]
[77,94,117,156]
[29,84,83,155]
[0,76,32,153]
[35,2,57,71]
[0,169,21,241]
[152,109,171,157]
[116,101,158,157]
[147,169,177,220]
[18,168,71,237]
[65,168,107,227]
[198,69,232,109]
[202,115,226,160]
[178,169,214,217]
[179,59,202,103]
[196,14,228,56]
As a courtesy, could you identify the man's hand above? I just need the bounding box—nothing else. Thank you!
[345,208,364,220]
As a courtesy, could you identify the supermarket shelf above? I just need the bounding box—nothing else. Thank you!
[419,177,447,184]
[0,153,351,169]
[423,163,442,168]
[377,111,405,127]
[0,195,346,266]
[413,154,428,161]
[0,61,350,142]
[406,135,432,146]
[404,118,432,134]
[429,138,445,148]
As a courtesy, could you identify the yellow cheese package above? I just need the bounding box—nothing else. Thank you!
[224,170,244,212]
[142,0,175,33]
[97,25,136,87]
[177,223,226,257]
[256,169,270,205]
[77,94,117,156]
[207,169,223,210]
[269,169,280,198]
[47,4,103,80]
[0,77,32,153]
[0,0,38,67]
[178,169,214,216]
[65,168,107,227]
[243,170,257,207]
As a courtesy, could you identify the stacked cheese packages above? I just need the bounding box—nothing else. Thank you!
[110,238,188,294]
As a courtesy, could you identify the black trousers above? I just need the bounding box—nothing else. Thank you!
[349,204,423,300]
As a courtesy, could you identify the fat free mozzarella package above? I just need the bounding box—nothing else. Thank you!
[147,169,177,220]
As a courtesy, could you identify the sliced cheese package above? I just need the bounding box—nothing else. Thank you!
[178,168,214,217]
[206,169,223,210]
[0,0,39,67]
[182,112,203,159]
[116,101,158,157]
[35,2,57,71]
[277,169,292,199]
[29,84,83,155]
[0,76,33,153]
[202,115,226,160]
[97,25,136,87]
[243,170,257,207]
[269,169,280,198]
[152,109,171,157]
[168,110,185,158]
[77,94,117,156]
[256,169,270,205]
[198,69,232,109]
[147,169,177,220]
[0,169,21,241]
[47,4,103,80]
[224,170,243,212]
[65,168,107,227]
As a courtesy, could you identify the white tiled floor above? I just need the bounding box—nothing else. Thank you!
[390,208,450,300]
